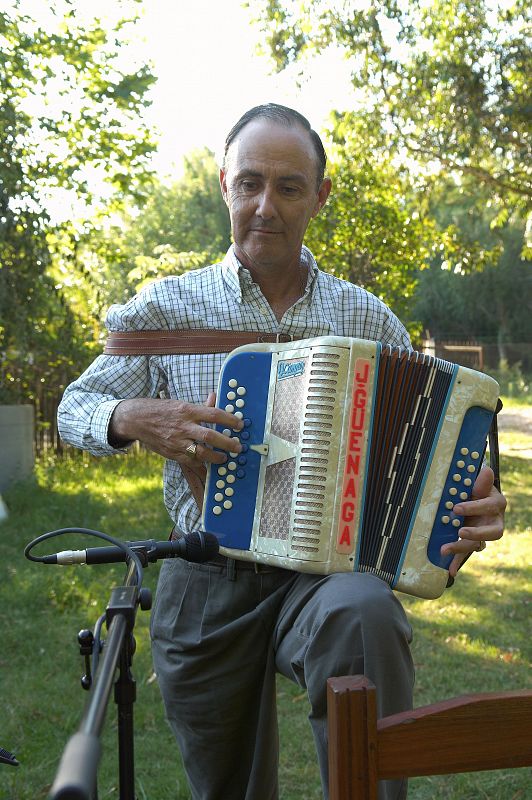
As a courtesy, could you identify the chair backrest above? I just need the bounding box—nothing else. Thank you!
[327,675,532,800]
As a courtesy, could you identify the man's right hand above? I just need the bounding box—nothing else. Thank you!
[108,393,243,465]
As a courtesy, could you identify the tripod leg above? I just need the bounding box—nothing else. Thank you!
[114,635,137,800]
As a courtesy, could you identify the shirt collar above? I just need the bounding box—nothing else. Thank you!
[221,244,319,300]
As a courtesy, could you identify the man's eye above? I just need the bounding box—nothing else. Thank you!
[241,181,257,191]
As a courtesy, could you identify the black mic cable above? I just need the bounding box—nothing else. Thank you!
[24,527,219,573]
[25,528,146,585]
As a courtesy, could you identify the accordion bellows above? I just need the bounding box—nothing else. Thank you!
[202,337,499,598]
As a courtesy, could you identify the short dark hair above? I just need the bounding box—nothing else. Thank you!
[223,103,327,188]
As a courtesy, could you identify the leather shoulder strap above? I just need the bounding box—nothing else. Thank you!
[103,329,297,355]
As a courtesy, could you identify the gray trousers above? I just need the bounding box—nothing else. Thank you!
[150,558,414,800]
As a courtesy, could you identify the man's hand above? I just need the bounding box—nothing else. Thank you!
[440,466,507,578]
[109,392,242,465]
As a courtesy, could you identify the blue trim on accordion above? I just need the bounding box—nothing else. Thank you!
[202,351,272,551]
[426,405,494,569]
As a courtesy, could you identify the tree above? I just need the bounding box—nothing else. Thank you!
[414,180,531,362]
[66,148,232,310]
[121,148,231,284]
[305,116,434,327]
[250,0,531,360]
[251,0,531,216]
[0,0,156,443]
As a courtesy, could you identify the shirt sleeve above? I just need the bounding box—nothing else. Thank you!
[57,353,167,455]
[57,286,170,455]
[379,303,412,348]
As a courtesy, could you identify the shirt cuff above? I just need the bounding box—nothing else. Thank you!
[90,398,134,454]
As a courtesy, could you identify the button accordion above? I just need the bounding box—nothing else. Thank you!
[201,337,500,598]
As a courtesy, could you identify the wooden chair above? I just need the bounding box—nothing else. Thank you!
[327,675,532,799]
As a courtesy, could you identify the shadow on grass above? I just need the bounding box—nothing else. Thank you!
[402,565,531,708]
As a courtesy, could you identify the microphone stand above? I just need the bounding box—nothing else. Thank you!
[49,555,151,800]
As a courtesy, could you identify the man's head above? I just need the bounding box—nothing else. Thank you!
[220,103,331,275]
[223,103,327,190]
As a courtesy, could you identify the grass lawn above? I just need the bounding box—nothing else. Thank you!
[0,402,530,799]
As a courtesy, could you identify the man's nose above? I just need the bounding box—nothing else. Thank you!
[256,188,277,219]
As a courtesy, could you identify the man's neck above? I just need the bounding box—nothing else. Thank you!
[234,246,308,322]
[252,264,308,323]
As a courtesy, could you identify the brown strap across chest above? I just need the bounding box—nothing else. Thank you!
[104,329,298,355]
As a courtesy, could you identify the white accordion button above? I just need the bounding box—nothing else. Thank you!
[225,404,235,413]
[225,487,234,496]
[453,473,462,482]
[456,460,465,468]
[464,478,473,486]
[452,519,461,527]
[227,462,237,470]
[237,386,246,396]
[218,467,227,476]
[235,399,245,408]
[445,501,453,509]
[213,506,222,515]
[461,447,469,455]
[234,411,244,419]
[226,391,236,400]
[441,515,450,524]
[460,492,468,500]
[471,451,480,459]
[449,487,458,495]
[216,480,225,489]
[226,474,236,484]
[228,379,238,388]
[223,500,233,509]
[467,464,476,473]
[214,493,223,502]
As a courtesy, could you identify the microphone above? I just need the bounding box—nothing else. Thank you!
[41,531,219,566]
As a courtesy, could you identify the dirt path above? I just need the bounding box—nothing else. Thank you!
[497,404,532,459]
[498,405,532,435]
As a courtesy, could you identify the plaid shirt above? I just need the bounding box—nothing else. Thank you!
[58,245,411,532]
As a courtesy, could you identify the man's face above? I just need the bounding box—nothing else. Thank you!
[220,119,331,274]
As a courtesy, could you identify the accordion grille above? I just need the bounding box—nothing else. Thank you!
[291,352,340,552]
[358,346,456,579]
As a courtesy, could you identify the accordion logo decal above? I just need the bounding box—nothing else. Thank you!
[277,359,305,381]
[338,358,371,553]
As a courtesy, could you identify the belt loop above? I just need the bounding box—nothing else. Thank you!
[277,332,293,343]
[226,558,237,581]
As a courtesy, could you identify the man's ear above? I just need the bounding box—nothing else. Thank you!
[312,177,332,218]
[219,168,229,205]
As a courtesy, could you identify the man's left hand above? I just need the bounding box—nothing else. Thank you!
[440,466,507,578]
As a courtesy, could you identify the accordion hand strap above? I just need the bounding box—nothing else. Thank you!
[182,464,207,512]
[488,398,503,493]
[104,329,297,355]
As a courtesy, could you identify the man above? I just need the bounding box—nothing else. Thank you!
[58,104,506,800]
